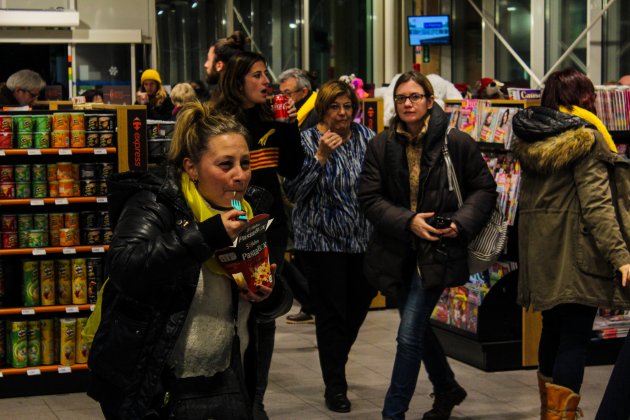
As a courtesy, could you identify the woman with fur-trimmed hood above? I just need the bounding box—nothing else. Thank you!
[511,68,630,420]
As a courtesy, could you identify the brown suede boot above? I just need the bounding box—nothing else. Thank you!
[545,383,582,420]
[537,372,552,419]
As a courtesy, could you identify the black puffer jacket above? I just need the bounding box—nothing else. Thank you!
[358,105,497,296]
[87,165,290,418]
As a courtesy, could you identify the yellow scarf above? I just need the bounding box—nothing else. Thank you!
[180,172,254,276]
[559,105,617,153]
[297,92,317,127]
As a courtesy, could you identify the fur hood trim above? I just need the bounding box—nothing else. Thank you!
[512,127,595,174]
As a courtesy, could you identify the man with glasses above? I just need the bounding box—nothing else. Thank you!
[278,68,318,130]
[277,68,319,325]
[0,69,46,106]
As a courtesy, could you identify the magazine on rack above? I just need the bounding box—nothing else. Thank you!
[215,213,274,293]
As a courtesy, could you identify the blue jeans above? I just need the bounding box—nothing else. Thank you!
[382,270,456,420]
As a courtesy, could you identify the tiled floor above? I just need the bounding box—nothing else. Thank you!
[0,304,615,419]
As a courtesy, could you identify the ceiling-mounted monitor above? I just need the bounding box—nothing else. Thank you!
[407,15,451,46]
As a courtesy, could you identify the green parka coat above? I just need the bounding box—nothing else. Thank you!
[512,107,630,311]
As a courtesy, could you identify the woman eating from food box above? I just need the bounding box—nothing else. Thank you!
[87,102,290,419]
[358,71,496,420]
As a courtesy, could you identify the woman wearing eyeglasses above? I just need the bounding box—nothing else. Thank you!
[358,71,496,420]
[283,80,377,414]
[0,69,46,106]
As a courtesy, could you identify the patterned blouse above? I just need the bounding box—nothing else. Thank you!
[283,123,375,253]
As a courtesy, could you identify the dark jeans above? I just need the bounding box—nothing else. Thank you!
[595,330,630,419]
[253,241,286,406]
[281,256,314,314]
[382,270,456,420]
[538,304,598,393]
[297,250,376,397]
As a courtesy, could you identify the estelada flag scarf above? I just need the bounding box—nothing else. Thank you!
[559,105,617,153]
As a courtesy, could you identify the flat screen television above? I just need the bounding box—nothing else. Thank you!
[408,15,451,46]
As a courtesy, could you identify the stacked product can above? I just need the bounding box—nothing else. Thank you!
[0,115,12,148]
[85,114,115,147]
[1,317,90,368]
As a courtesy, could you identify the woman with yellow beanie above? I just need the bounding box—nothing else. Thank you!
[136,68,174,120]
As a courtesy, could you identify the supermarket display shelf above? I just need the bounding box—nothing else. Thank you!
[0,196,108,206]
[0,147,116,156]
[0,364,88,377]
[0,245,109,256]
[0,304,94,316]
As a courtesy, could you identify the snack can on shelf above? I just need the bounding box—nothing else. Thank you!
[16,133,33,149]
[33,131,50,148]
[80,163,96,180]
[27,229,46,248]
[40,318,55,365]
[31,181,48,198]
[22,260,40,306]
[0,132,12,148]
[18,230,29,248]
[80,211,97,228]
[64,212,80,229]
[49,229,60,247]
[72,181,81,197]
[0,181,15,198]
[2,231,18,249]
[56,259,72,304]
[102,229,113,244]
[14,164,31,182]
[98,211,110,228]
[98,115,114,130]
[33,213,48,231]
[15,182,30,199]
[0,115,13,132]
[86,115,99,131]
[48,213,64,231]
[17,214,33,231]
[48,181,59,198]
[0,165,13,182]
[58,318,76,366]
[69,113,85,131]
[2,214,17,231]
[46,164,57,181]
[40,259,56,306]
[8,320,28,368]
[82,228,101,245]
[99,132,114,147]
[70,131,85,148]
[86,132,99,147]
[56,162,73,180]
[97,162,114,179]
[52,113,70,131]
[71,164,80,180]
[71,258,87,304]
[32,115,51,132]
[13,115,33,132]
[96,179,108,196]
[75,317,89,363]
[87,257,103,303]
[58,179,74,197]
[26,320,41,366]
[59,228,78,247]
[31,164,47,182]
[51,130,70,148]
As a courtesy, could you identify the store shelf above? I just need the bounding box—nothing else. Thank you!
[0,304,94,316]
[0,148,116,156]
[0,197,107,206]
[0,245,109,256]
[0,364,88,377]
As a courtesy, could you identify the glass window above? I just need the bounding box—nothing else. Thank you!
[451,0,482,88]
[603,0,630,83]
[545,0,586,74]
[495,0,531,86]
[75,44,132,104]
[309,0,370,88]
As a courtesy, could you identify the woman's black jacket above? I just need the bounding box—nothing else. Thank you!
[87,165,289,419]
[358,105,497,297]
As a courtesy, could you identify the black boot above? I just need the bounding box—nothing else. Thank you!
[422,383,467,420]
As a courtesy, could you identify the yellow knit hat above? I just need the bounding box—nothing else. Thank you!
[141,69,162,85]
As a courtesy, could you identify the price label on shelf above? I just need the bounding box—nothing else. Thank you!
[90,304,96,312]
[27,369,41,376]
[62,247,76,254]
[58,366,72,374]
[58,149,72,155]
[65,306,79,313]
[21,308,36,315]
[54,198,69,205]
[93,148,107,155]
[32,249,46,256]
[0,372,3,378]
[0,150,5,156]
[30,199,45,206]
[91,246,105,253]
[27,149,42,155]
[96,197,108,203]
